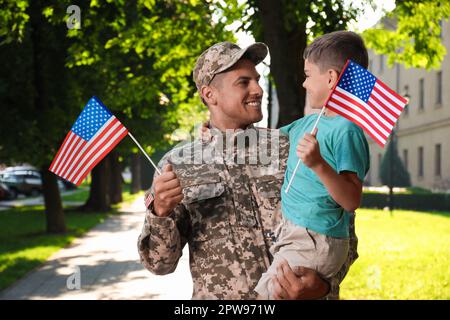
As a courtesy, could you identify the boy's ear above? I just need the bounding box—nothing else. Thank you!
[200,85,217,107]
[327,69,339,89]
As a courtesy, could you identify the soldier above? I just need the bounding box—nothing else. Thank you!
[137,41,358,299]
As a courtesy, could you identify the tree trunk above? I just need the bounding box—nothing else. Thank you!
[30,0,66,233]
[130,153,141,194]
[257,0,307,127]
[109,151,123,204]
[41,168,66,233]
[82,158,111,212]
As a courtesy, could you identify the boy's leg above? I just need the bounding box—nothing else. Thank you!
[254,220,318,299]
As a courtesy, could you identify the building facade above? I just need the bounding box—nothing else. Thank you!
[366,21,450,190]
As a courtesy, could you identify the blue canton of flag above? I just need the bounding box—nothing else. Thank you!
[71,99,113,140]
[338,62,377,102]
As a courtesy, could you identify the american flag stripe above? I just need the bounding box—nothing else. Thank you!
[62,117,118,181]
[376,80,408,107]
[328,101,387,146]
[333,88,393,133]
[51,133,85,177]
[49,131,73,173]
[72,125,128,185]
[334,86,395,127]
[58,135,86,178]
[52,133,78,175]
[372,84,403,116]
[66,117,122,182]
[329,95,389,139]
[366,98,397,126]
[144,192,153,209]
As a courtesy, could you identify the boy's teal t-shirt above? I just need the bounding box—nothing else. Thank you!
[280,113,370,238]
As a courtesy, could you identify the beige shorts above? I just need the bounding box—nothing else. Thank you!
[254,218,349,299]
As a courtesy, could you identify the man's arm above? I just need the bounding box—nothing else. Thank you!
[137,164,189,275]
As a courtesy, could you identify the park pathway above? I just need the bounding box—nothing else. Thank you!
[0,196,193,300]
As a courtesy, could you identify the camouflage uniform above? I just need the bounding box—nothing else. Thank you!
[137,41,358,299]
[137,126,358,299]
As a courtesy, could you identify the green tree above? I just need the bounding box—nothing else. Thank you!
[0,0,85,233]
[64,0,233,206]
[363,0,450,70]
[379,138,411,187]
[222,0,364,126]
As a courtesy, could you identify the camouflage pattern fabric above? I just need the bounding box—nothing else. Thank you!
[137,126,358,299]
[193,41,268,91]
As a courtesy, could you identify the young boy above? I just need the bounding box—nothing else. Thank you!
[255,31,370,299]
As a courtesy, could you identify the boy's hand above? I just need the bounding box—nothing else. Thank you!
[296,128,324,169]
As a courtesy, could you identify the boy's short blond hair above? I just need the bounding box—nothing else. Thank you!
[303,31,368,73]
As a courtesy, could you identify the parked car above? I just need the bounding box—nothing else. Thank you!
[0,182,15,200]
[0,166,68,197]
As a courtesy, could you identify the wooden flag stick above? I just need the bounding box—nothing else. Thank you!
[127,132,161,175]
[284,106,326,194]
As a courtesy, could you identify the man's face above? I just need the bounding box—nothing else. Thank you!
[302,59,336,109]
[209,59,263,129]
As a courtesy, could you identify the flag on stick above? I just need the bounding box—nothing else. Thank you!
[325,60,408,147]
[49,96,128,186]
[285,60,407,193]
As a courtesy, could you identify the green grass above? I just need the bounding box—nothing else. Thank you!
[340,209,450,299]
[0,186,143,291]
[0,207,107,290]
[60,188,89,202]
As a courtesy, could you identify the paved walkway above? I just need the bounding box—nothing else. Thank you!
[0,196,193,300]
[0,189,86,210]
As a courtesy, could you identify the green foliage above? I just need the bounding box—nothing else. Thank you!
[341,209,450,299]
[363,0,450,69]
[362,192,450,211]
[0,0,29,44]
[226,0,360,43]
[0,1,231,167]
[379,138,411,187]
[64,0,232,154]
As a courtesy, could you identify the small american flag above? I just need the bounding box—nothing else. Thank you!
[49,96,128,186]
[326,60,408,147]
[144,190,154,209]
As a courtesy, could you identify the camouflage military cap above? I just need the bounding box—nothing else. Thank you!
[193,41,268,91]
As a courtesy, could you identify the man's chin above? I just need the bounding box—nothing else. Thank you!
[251,112,263,124]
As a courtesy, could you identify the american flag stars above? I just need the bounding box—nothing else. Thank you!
[72,98,112,141]
[339,62,377,102]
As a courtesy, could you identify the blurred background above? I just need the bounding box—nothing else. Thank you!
[0,0,448,300]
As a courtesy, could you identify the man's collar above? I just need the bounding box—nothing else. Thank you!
[200,121,256,143]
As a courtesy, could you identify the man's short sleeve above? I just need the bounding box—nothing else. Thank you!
[333,130,370,182]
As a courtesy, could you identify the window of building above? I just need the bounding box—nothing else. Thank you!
[436,71,442,105]
[435,144,441,177]
[403,85,410,115]
[418,146,424,178]
[419,78,425,111]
